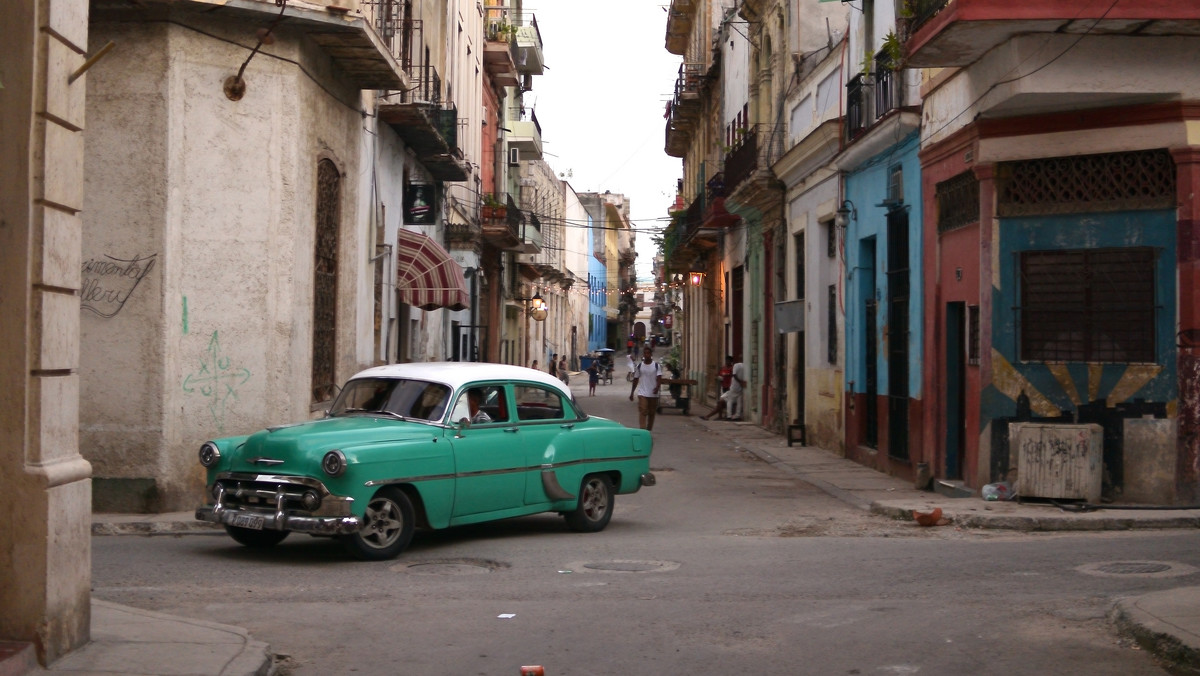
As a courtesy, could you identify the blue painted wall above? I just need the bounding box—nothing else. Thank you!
[984,209,1178,420]
[843,131,924,399]
[588,212,608,352]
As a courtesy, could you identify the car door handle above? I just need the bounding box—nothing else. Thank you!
[504,427,519,433]
[560,423,574,429]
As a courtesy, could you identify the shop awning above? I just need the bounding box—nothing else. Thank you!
[396,229,470,311]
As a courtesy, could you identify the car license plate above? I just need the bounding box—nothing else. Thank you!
[231,514,265,530]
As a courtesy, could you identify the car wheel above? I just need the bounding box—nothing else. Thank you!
[224,525,289,549]
[564,474,614,533]
[341,487,415,561]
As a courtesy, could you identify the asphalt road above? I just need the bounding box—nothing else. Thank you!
[92,366,1200,675]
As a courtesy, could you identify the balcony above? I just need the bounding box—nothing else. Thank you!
[874,54,900,121]
[379,73,470,181]
[905,0,1200,68]
[481,193,522,250]
[723,124,783,195]
[515,16,545,75]
[445,221,482,248]
[845,73,867,143]
[665,0,696,55]
[92,0,407,90]
[517,212,543,255]
[664,63,705,158]
[484,5,520,88]
[508,110,543,159]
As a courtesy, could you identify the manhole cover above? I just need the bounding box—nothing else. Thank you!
[565,559,681,574]
[585,561,661,572]
[1098,562,1172,575]
[394,558,508,575]
[1076,560,1198,578]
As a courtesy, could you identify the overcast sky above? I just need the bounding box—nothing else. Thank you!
[524,2,682,284]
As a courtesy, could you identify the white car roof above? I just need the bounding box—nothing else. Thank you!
[349,362,572,398]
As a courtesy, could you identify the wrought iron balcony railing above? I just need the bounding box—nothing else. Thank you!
[874,54,900,121]
[846,73,867,142]
[723,124,783,193]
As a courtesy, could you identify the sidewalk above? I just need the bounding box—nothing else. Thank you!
[687,414,1200,673]
[8,414,1200,676]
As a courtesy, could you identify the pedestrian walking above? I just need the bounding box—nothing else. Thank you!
[587,361,599,396]
[628,345,663,431]
[548,354,557,379]
[558,356,569,385]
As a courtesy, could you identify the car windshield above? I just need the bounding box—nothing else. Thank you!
[328,378,450,422]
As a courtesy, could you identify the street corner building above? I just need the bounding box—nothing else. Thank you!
[660,0,1200,506]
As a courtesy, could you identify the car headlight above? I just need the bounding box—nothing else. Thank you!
[198,442,221,467]
[322,450,346,477]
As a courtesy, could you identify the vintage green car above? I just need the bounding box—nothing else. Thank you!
[195,362,655,560]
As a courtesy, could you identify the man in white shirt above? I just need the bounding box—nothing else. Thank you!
[628,346,662,430]
[725,356,746,421]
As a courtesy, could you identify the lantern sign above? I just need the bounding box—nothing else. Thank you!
[405,183,436,224]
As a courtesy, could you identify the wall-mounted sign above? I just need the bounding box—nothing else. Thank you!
[664,314,673,329]
[405,183,436,224]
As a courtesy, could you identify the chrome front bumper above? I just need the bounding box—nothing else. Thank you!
[196,504,361,536]
[196,475,361,536]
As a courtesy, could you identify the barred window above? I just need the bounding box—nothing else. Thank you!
[937,171,979,233]
[1019,248,1156,363]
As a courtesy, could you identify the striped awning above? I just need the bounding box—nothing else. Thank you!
[395,229,470,311]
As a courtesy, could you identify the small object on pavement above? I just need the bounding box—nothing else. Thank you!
[913,507,947,527]
[520,667,545,676]
[981,481,1015,501]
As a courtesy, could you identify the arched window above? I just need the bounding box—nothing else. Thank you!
[312,159,340,401]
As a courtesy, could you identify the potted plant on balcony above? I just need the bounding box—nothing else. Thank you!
[482,194,507,220]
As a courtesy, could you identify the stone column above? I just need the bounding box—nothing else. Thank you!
[0,0,92,665]
[1171,147,1200,504]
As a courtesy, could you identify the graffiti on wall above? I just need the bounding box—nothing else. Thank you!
[81,253,157,318]
[183,331,252,433]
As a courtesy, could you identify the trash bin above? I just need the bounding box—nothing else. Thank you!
[579,356,596,372]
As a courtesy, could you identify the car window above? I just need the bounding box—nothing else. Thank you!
[451,384,509,424]
[329,378,449,421]
[513,385,568,421]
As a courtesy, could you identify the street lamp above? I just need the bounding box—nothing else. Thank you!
[689,271,704,287]
[835,199,857,229]
[519,292,547,322]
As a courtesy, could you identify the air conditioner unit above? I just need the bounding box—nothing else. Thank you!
[508,147,520,166]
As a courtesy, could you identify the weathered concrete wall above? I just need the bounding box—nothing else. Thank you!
[0,0,92,664]
[82,15,368,511]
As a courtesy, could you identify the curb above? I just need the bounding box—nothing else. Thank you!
[92,521,220,536]
[1110,596,1200,675]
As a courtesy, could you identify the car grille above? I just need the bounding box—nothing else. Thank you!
[212,473,351,517]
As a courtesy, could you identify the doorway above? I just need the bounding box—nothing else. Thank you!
[885,209,909,461]
[945,302,966,479]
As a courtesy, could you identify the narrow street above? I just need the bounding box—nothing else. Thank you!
[88,355,1200,675]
